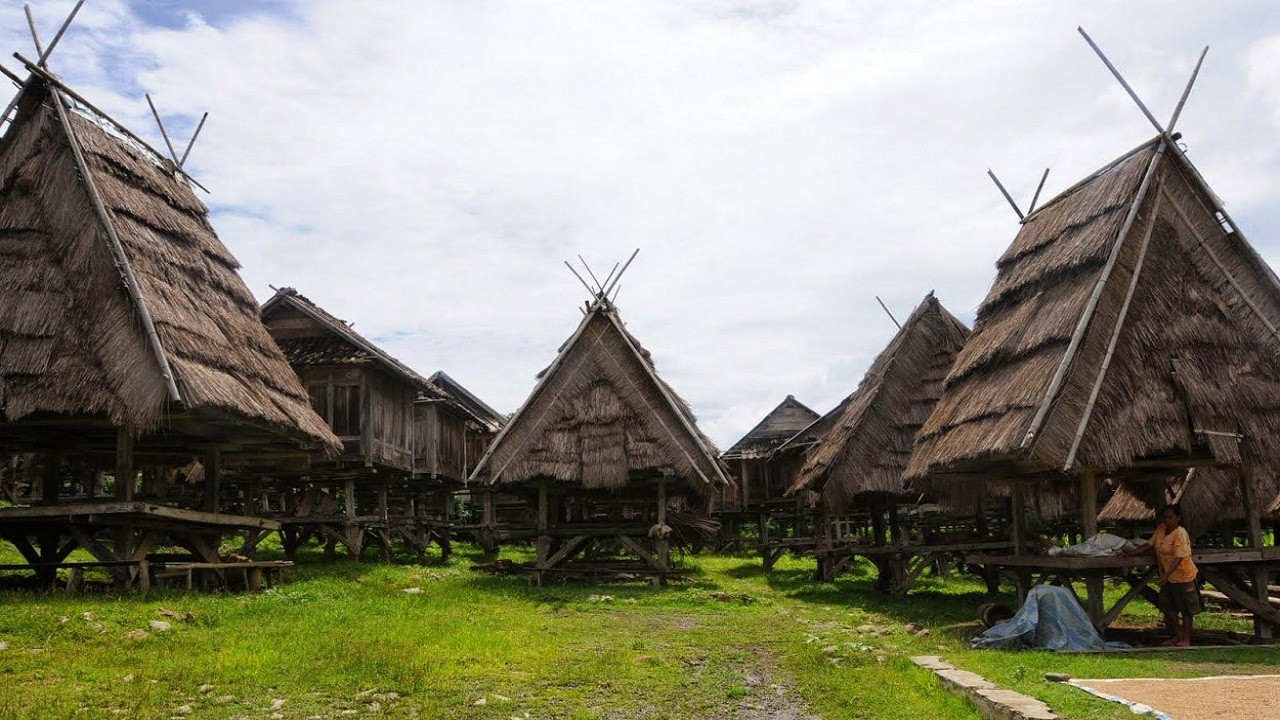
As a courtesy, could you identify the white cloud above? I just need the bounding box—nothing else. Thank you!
[2,0,1279,447]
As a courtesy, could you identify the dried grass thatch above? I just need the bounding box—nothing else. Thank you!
[786,294,969,514]
[0,81,339,452]
[908,139,1280,499]
[722,395,818,461]
[470,300,728,494]
[1100,468,1280,538]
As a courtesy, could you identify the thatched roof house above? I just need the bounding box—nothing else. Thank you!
[788,294,970,514]
[469,297,729,495]
[907,137,1280,487]
[0,76,338,456]
[723,396,818,461]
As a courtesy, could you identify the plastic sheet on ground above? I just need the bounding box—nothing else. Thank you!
[1047,533,1142,557]
[971,584,1129,651]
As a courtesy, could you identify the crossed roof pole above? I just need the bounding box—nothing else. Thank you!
[0,0,210,189]
[987,27,1209,223]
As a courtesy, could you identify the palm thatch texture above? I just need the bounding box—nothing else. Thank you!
[0,78,339,456]
[470,298,728,496]
[787,294,970,515]
[1099,469,1280,539]
[906,138,1280,506]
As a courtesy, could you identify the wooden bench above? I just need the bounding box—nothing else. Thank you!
[151,561,293,591]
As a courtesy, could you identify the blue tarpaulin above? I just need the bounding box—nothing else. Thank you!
[971,584,1129,651]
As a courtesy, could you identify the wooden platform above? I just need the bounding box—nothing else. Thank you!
[968,549,1280,636]
[0,502,281,590]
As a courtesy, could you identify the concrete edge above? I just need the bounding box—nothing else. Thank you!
[911,656,1059,720]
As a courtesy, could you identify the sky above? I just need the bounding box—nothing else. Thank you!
[3,1,1280,448]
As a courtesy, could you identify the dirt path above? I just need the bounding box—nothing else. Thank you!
[731,649,821,720]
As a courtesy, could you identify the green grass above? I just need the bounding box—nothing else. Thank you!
[0,540,1277,719]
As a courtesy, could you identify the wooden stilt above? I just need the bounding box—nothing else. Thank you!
[1010,488,1026,556]
[115,428,134,501]
[203,448,221,513]
[1080,470,1098,539]
[654,477,669,587]
[40,452,59,506]
[1239,463,1273,639]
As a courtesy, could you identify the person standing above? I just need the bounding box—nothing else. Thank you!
[1123,504,1200,646]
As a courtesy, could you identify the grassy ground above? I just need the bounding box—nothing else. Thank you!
[1,539,1277,720]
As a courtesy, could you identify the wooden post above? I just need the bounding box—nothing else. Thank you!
[377,485,389,521]
[203,448,221,513]
[1010,486,1026,556]
[888,501,903,546]
[741,460,750,509]
[483,490,496,526]
[344,478,356,520]
[537,480,549,532]
[1239,464,1273,639]
[40,452,59,506]
[535,480,550,586]
[654,477,669,587]
[1080,469,1098,539]
[115,428,134,501]
[871,502,888,547]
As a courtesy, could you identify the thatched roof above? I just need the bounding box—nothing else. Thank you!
[787,294,970,513]
[1099,469,1280,537]
[907,137,1280,486]
[468,298,729,493]
[0,78,339,454]
[722,395,818,460]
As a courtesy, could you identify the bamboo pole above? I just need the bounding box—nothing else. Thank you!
[1063,189,1165,469]
[1022,141,1166,449]
[50,87,182,403]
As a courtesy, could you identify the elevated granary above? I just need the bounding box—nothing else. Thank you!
[470,297,727,494]
[468,291,729,584]
[0,75,339,457]
[906,138,1280,485]
[789,294,969,514]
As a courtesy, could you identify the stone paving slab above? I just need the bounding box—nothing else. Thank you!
[911,656,1059,720]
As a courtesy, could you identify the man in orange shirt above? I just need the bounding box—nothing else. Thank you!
[1125,504,1200,646]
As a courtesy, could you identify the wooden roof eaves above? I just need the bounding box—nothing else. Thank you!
[263,290,433,392]
[723,396,817,457]
[427,370,505,428]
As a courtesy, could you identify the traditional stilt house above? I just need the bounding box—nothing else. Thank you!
[780,295,998,591]
[469,290,730,584]
[712,395,818,549]
[254,288,503,560]
[906,128,1280,635]
[0,65,341,589]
